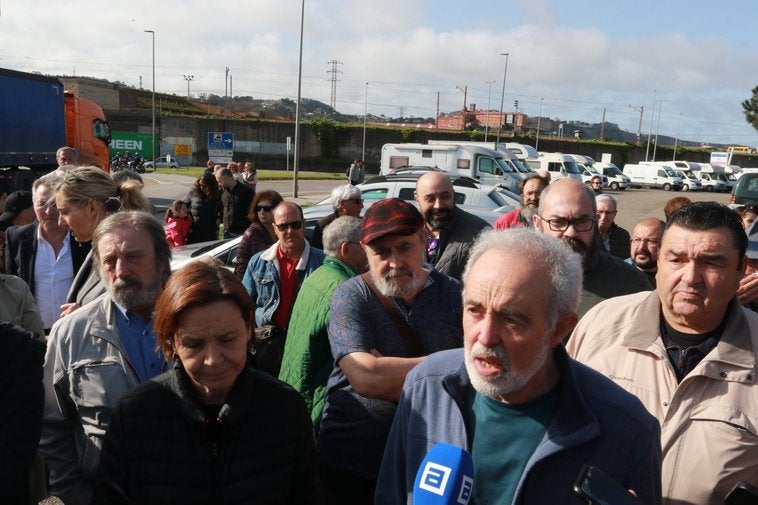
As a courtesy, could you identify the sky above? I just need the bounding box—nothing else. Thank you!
[2,0,758,146]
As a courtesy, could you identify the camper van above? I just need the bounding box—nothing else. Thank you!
[641,162,701,191]
[380,143,521,192]
[527,152,583,182]
[427,140,529,179]
[694,164,728,192]
[570,154,608,187]
[623,164,683,191]
[593,161,631,190]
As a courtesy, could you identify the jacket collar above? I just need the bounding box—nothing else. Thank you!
[442,346,600,451]
[260,240,313,271]
[622,291,755,368]
[171,360,255,426]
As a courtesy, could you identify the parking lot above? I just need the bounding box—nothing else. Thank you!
[142,172,731,232]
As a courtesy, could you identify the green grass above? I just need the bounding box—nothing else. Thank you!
[153,167,343,180]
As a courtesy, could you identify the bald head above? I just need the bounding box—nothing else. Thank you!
[630,218,664,272]
[415,172,456,231]
[534,178,597,265]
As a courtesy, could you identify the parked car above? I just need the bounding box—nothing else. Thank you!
[320,171,520,211]
[171,237,240,272]
[729,172,758,207]
[144,156,180,169]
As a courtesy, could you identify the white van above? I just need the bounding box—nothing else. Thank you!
[693,164,728,192]
[641,162,701,191]
[593,161,631,190]
[570,154,608,187]
[623,164,683,191]
[380,143,522,192]
[527,152,583,182]
[427,140,529,179]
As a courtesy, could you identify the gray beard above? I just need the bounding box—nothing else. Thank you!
[520,207,538,222]
[464,340,550,399]
[109,276,162,311]
[372,268,423,298]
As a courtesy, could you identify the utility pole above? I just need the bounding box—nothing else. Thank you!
[326,60,343,118]
[183,75,194,99]
[455,85,468,112]
[496,52,509,147]
[645,89,656,161]
[224,66,230,112]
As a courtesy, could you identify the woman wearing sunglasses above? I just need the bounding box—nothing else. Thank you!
[234,190,283,280]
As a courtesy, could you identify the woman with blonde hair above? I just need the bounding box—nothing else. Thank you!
[55,166,151,315]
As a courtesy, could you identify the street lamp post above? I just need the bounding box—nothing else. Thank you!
[485,80,494,143]
[652,99,665,162]
[673,112,683,161]
[495,52,509,148]
[535,98,544,151]
[292,0,305,197]
[144,30,156,161]
[362,82,368,161]
[645,89,656,161]
[184,75,194,99]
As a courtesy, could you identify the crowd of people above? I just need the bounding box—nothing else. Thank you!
[0,149,756,505]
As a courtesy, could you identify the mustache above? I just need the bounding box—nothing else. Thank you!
[113,278,143,290]
[383,268,413,280]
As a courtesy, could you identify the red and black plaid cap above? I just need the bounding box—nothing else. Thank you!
[361,198,424,245]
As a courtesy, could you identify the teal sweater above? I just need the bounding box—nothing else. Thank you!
[279,256,358,429]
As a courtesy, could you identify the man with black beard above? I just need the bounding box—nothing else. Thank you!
[375,229,661,504]
[533,178,650,318]
[494,174,548,230]
[40,212,171,505]
[318,198,463,504]
[414,171,490,280]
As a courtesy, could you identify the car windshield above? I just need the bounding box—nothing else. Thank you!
[563,161,581,175]
[511,158,533,174]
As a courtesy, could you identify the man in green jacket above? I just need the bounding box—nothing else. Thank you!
[279,216,367,428]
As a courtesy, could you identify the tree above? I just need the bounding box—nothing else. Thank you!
[741,86,758,131]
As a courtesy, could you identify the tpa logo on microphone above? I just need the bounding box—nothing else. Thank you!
[418,462,473,504]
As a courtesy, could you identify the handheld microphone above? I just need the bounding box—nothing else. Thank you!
[412,442,474,505]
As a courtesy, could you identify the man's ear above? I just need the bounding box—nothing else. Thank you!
[549,312,579,347]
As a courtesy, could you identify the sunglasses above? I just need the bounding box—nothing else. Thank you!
[274,221,303,232]
[256,205,273,212]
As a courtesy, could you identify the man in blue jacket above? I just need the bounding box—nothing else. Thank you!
[376,228,662,505]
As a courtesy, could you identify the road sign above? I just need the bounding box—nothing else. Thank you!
[174,144,192,156]
[208,132,234,163]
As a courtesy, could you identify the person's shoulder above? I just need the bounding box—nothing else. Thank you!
[596,251,649,279]
[569,358,658,429]
[406,349,465,385]
[456,208,491,228]
[6,222,36,240]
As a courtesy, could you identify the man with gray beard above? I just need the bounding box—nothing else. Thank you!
[375,229,661,505]
[40,211,171,505]
[494,174,548,230]
[318,198,463,504]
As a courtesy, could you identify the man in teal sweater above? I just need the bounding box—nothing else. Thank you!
[279,216,367,428]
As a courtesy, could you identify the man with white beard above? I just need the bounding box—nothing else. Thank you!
[375,228,662,505]
[318,198,463,504]
[40,211,171,505]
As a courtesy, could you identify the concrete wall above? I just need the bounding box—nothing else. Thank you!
[107,112,758,172]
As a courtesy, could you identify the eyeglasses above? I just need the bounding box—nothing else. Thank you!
[596,210,617,215]
[538,215,596,232]
[591,181,602,186]
[631,238,660,246]
[255,205,273,213]
[274,221,303,232]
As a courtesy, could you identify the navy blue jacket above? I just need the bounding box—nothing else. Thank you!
[375,347,662,505]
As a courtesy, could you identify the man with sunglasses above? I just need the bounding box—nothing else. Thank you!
[242,202,325,374]
[533,178,650,318]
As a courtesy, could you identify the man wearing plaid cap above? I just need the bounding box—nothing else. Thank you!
[317,198,463,504]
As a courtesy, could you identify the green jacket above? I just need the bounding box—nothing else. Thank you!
[279,256,358,429]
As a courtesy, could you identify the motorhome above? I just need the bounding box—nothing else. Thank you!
[427,140,529,179]
[641,162,701,191]
[593,161,630,190]
[570,154,608,187]
[380,143,521,192]
[693,164,728,192]
[623,164,683,191]
[526,152,583,182]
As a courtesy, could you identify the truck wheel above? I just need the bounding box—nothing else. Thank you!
[663,183,672,191]
[610,182,619,190]
[706,186,713,192]
[682,184,689,192]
